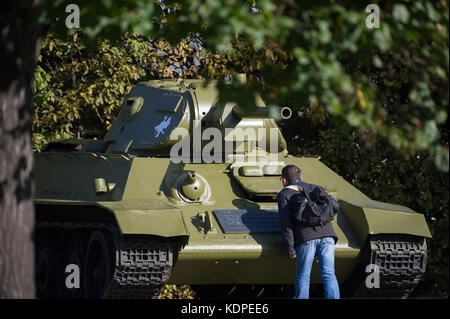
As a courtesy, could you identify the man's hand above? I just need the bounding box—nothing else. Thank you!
[289,251,296,259]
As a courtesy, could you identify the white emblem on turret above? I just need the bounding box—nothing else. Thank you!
[154,116,172,138]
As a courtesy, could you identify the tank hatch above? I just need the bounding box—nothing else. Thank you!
[231,162,284,199]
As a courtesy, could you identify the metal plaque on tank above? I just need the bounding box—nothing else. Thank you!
[213,209,281,233]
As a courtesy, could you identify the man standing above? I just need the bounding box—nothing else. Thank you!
[277,165,340,299]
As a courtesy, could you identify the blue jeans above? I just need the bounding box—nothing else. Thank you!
[294,237,340,299]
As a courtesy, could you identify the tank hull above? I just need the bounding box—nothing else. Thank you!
[35,154,430,292]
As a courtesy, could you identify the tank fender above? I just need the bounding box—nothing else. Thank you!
[98,201,189,237]
[339,198,432,245]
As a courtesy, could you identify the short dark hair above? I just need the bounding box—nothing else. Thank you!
[282,165,301,181]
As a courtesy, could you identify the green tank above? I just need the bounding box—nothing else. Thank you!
[34,78,431,299]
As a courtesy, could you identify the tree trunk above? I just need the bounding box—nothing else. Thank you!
[0,1,41,298]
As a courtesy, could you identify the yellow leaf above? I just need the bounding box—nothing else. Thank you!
[356,89,367,109]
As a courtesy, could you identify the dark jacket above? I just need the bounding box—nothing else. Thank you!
[277,178,339,257]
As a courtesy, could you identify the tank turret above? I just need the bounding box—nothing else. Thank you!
[81,79,288,162]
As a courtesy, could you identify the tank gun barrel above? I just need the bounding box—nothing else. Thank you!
[232,105,292,120]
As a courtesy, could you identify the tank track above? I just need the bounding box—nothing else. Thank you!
[351,234,427,298]
[35,221,180,299]
[103,235,175,299]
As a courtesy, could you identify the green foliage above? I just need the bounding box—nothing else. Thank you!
[33,33,140,148]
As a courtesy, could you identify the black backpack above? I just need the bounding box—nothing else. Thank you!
[290,186,336,226]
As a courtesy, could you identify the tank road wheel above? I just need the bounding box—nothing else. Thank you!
[56,230,87,299]
[84,230,114,299]
[35,229,57,298]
